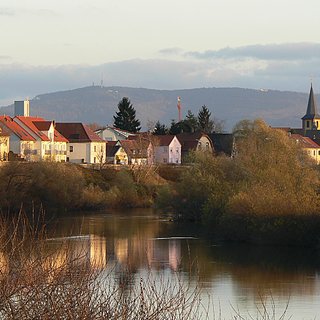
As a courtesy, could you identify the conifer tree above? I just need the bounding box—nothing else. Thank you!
[198,105,214,134]
[113,97,141,133]
[185,110,199,132]
[153,121,168,135]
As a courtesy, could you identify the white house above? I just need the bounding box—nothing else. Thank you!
[14,116,68,162]
[154,135,181,164]
[55,123,106,164]
[0,115,37,161]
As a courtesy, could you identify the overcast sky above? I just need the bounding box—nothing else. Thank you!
[1,0,320,104]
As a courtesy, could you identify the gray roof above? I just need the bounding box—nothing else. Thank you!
[302,85,320,120]
[209,133,234,156]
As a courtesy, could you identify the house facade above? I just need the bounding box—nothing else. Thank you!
[106,141,129,165]
[0,127,9,161]
[120,139,153,165]
[14,116,68,162]
[154,135,181,164]
[0,115,37,161]
[55,123,106,164]
[177,132,213,161]
[290,134,320,164]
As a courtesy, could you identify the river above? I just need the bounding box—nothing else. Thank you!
[47,208,320,319]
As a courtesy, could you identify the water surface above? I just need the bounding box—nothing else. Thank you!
[48,208,320,319]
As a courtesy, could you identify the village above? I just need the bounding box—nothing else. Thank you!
[0,84,320,166]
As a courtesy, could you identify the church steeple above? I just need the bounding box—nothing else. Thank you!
[302,84,320,130]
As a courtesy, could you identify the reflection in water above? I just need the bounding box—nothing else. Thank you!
[36,209,320,318]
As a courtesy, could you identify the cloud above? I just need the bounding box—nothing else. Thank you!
[0,56,11,60]
[186,43,320,61]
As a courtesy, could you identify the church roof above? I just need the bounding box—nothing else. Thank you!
[302,84,320,120]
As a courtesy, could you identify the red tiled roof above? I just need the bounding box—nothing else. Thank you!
[14,117,68,143]
[120,139,149,158]
[290,134,320,149]
[107,141,118,147]
[33,121,52,131]
[15,116,50,141]
[55,123,105,143]
[154,135,176,146]
[0,116,36,141]
[53,129,69,143]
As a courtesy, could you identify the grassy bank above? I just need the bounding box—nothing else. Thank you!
[0,162,164,214]
[156,120,320,246]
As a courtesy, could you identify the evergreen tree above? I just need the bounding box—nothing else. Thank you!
[169,119,193,134]
[169,120,182,135]
[153,121,168,135]
[185,110,199,132]
[113,97,141,133]
[198,105,214,134]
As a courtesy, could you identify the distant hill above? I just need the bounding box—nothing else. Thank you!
[0,86,310,131]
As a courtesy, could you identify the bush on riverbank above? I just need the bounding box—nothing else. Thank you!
[156,119,320,245]
[0,162,160,213]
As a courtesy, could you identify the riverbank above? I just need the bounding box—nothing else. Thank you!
[0,161,166,214]
[2,120,320,247]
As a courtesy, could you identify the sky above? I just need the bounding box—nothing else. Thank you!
[1,0,320,105]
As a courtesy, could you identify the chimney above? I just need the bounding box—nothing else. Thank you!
[14,100,30,117]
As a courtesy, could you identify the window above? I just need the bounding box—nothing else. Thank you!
[170,148,173,153]
[94,157,96,163]
[163,158,167,163]
[70,146,73,152]
[306,121,310,128]
[94,146,97,152]
[314,150,316,156]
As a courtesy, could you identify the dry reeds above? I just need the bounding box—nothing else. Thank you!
[0,211,207,320]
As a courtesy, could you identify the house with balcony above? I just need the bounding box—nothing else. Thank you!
[55,123,106,164]
[14,116,68,162]
[0,115,37,161]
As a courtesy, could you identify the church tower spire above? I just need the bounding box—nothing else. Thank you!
[302,84,320,130]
